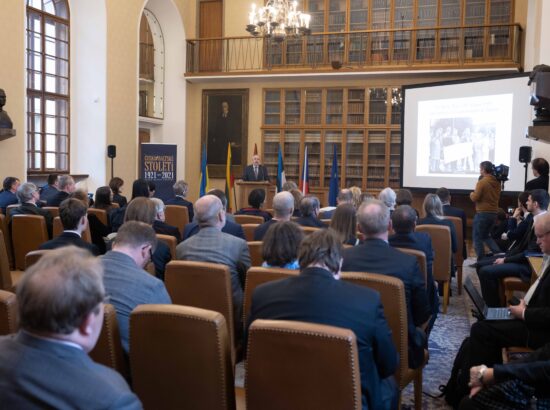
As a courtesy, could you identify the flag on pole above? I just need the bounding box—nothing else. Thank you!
[253,143,258,156]
[299,146,309,195]
[199,144,209,197]
[328,144,339,206]
[225,143,235,211]
[277,144,286,192]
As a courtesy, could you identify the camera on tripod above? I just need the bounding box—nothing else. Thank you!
[492,164,509,182]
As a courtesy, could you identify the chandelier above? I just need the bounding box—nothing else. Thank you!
[246,1,311,42]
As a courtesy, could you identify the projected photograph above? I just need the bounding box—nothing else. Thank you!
[428,118,496,175]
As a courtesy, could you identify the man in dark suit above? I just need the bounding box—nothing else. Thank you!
[295,195,327,229]
[254,191,294,240]
[0,246,141,409]
[151,197,181,243]
[0,176,19,214]
[39,173,59,204]
[209,100,241,165]
[10,182,53,238]
[40,198,100,255]
[242,154,269,182]
[46,174,76,207]
[342,199,431,369]
[318,188,353,219]
[389,204,438,332]
[248,229,399,410]
[165,180,194,222]
[437,187,467,258]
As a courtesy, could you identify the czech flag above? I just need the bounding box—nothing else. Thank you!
[277,144,286,192]
[225,143,235,211]
[299,145,309,195]
[328,144,339,206]
[199,144,209,197]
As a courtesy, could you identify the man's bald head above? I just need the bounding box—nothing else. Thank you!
[357,199,390,237]
[272,191,294,220]
[194,195,224,228]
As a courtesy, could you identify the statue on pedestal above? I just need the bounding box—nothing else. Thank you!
[0,89,13,129]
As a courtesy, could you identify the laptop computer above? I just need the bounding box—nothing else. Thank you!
[463,277,513,321]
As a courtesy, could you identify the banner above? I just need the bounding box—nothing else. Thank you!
[140,143,177,202]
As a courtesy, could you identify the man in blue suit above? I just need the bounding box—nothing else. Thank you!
[389,204,438,332]
[342,199,431,369]
[0,176,19,214]
[248,229,398,410]
[0,246,141,409]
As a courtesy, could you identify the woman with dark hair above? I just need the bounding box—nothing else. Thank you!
[93,186,114,211]
[131,179,150,200]
[261,221,303,269]
[235,188,272,221]
[109,177,127,207]
[330,204,359,246]
[525,157,549,191]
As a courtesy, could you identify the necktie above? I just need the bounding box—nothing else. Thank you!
[254,167,258,179]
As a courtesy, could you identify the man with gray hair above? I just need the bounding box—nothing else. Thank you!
[319,188,354,219]
[165,180,194,222]
[254,191,295,240]
[342,199,431,369]
[46,174,76,207]
[295,195,327,228]
[151,197,181,243]
[0,247,141,408]
[10,182,53,237]
[176,195,251,339]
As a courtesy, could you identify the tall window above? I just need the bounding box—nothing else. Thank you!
[26,0,70,173]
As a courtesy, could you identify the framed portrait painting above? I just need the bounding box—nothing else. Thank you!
[201,89,249,177]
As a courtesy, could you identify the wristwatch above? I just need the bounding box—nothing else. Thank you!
[478,365,488,384]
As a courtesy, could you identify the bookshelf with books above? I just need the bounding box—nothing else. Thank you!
[264,90,281,125]
[305,130,322,187]
[263,130,281,178]
[285,90,301,125]
[305,89,323,125]
[389,130,401,188]
[368,88,387,125]
[284,130,301,181]
[326,89,344,125]
[464,0,486,59]
[347,89,365,125]
[416,0,437,60]
[488,0,512,58]
[345,130,365,188]
[366,130,387,190]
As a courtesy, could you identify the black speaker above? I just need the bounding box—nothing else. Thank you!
[519,146,532,163]
[107,145,117,159]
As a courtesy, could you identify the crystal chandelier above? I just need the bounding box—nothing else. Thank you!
[246,1,311,42]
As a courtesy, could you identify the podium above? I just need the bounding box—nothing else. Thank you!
[235,180,275,210]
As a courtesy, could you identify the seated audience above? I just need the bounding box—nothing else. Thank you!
[0,176,20,213]
[360,191,375,204]
[248,229,399,410]
[109,178,151,232]
[396,188,413,207]
[165,180,194,222]
[319,188,353,219]
[476,189,548,307]
[490,209,509,252]
[254,191,294,241]
[10,182,53,238]
[39,198,100,256]
[72,190,110,254]
[147,181,156,198]
[101,221,171,353]
[437,187,467,258]
[503,191,531,245]
[93,186,115,213]
[183,189,245,240]
[342,199,430,369]
[0,247,141,408]
[261,221,303,269]
[330,203,359,246]
[46,175,75,207]
[235,188,272,222]
[389,205,438,332]
[124,197,171,280]
[295,196,326,229]
[349,186,362,209]
[525,157,549,191]
[289,188,303,217]
[282,181,298,191]
[131,179,150,200]
[151,197,181,243]
[109,177,127,208]
[38,173,59,204]
[176,194,250,340]
[378,187,397,212]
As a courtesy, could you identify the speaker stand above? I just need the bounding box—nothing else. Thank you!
[523,162,528,189]
[110,157,114,181]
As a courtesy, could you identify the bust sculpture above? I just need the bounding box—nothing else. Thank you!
[0,89,14,129]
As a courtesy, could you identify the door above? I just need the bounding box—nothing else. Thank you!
[199,0,223,72]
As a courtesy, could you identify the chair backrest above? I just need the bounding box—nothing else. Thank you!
[165,205,189,235]
[53,216,92,243]
[243,267,298,327]
[89,303,129,381]
[5,204,19,222]
[0,289,17,336]
[25,250,49,270]
[88,208,108,225]
[444,216,464,267]
[0,231,14,291]
[246,319,362,410]
[416,224,452,282]
[396,247,427,287]
[234,214,264,225]
[341,272,408,384]
[130,304,235,410]
[242,223,259,242]
[42,207,59,218]
[301,226,320,235]
[0,214,13,271]
[321,219,331,225]
[111,202,120,208]
[156,234,177,259]
[165,261,235,363]
[11,215,48,270]
[247,241,263,267]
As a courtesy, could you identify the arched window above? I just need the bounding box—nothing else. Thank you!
[139,9,164,119]
[26,0,70,173]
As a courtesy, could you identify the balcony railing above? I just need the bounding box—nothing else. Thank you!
[186,23,521,75]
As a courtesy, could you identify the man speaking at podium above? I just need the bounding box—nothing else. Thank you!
[242,154,269,182]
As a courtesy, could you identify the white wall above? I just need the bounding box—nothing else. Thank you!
[139,0,187,180]
[70,0,107,192]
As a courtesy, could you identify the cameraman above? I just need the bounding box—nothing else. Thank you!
[470,161,502,259]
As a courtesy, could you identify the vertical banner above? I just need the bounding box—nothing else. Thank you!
[140,143,177,202]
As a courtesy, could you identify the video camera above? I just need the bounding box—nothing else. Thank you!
[492,164,509,182]
[529,65,550,125]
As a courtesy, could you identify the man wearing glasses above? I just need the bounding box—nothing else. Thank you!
[0,247,141,409]
[101,221,171,354]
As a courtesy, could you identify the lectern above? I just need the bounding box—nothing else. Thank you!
[235,180,275,210]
